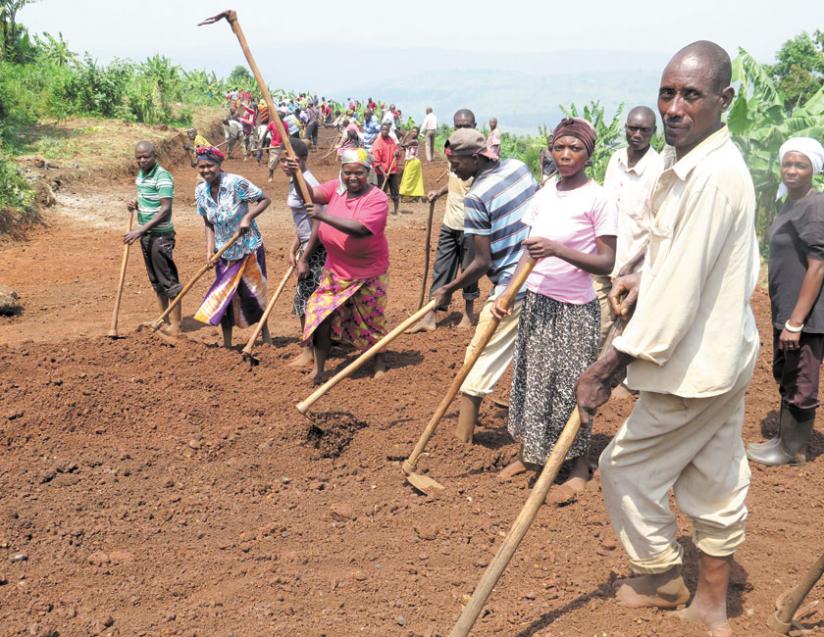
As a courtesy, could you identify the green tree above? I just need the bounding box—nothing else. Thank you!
[769,31,824,112]
[34,31,76,67]
[227,64,253,89]
[728,48,824,243]
[0,0,36,61]
[560,101,624,183]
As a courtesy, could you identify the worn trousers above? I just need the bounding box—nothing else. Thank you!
[424,130,435,162]
[599,359,755,574]
[592,274,612,348]
[773,328,824,413]
[460,299,521,397]
[429,225,480,303]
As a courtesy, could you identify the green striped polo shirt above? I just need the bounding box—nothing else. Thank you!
[136,162,175,234]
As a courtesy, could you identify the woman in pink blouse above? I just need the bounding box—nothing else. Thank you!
[286,148,390,384]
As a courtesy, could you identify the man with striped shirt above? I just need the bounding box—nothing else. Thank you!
[124,140,182,335]
[432,128,539,443]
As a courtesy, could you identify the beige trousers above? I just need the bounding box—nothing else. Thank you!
[592,274,612,348]
[460,299,522,397]
[599,360,755,574]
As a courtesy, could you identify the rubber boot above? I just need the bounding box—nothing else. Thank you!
[747,406,784,452]
[747,404,814,466]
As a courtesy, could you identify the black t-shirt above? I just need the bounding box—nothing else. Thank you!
[768,191,824,332]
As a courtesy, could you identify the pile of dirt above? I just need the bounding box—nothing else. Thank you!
[2,126,824,636]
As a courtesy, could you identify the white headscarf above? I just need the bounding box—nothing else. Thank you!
[776,137,824,200]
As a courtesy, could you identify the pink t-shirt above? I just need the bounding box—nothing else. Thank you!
[523,180,617,304]
[317,180,389,279]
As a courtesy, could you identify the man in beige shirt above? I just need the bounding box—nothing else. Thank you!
[577,41,759,637]
[408,108,479,333]
[596,106,665,343]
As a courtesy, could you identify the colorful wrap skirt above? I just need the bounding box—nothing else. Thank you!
[194,246,268,328]
[302,269,388,351]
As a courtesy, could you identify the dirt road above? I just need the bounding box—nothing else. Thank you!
[1,129,822,637]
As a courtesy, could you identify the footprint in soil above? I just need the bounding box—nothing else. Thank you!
[304,411,367,459]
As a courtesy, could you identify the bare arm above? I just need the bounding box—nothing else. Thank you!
[522,235,616,275]
[433,234,492,303]
[779,257,824,350]
[123,198,172,244]
[239,195,271,232]
[203,220,216,262]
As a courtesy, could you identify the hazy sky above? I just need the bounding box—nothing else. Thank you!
[18,0,821,133]
[21,0,815,68]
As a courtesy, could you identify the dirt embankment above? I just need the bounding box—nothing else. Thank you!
[3,110,224,241]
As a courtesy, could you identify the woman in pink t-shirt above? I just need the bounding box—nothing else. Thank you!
[493,118,617,505]
[286,148,390,384]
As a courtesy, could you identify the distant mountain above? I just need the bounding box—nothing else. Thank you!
[316,47,669,135]
[343,67,663,135]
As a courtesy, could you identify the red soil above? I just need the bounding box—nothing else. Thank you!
[1,128,822,637]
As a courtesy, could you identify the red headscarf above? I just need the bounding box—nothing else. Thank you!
[195,146,225,164]
[551,118,597,157]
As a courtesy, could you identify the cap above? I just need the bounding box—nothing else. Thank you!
[445,128,496,159]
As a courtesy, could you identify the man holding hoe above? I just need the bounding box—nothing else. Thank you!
[124,140,182,335]
[577,41,759,637]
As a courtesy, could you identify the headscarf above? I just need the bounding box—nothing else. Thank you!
[551,117,597,157]
[337,148,371,195]
[776,137,824,200]
[195,146,225,164]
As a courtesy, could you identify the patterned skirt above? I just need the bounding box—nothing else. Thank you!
[194,246,268,328]
[507,290,600,465]
[302,269,388,351]
[293,245,327,318]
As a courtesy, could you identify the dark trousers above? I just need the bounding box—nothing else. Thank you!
[307,121,319,145]
[140,234,182,299]
[773,328,824,414]
[429,224,480,305]
[376,171,399,203]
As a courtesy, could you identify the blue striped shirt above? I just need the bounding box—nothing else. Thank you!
[463,159,538,293]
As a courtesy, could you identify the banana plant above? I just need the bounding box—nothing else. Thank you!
[729,48,824,240]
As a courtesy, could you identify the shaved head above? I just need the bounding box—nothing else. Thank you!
[453,108,476,129]
[658,40,734,157]
[627,106,656,127]
[666,40,732,92]
[135,140,156,155]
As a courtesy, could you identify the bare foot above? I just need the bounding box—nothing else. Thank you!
[457,313,474,329]
[676,554,733,637]
[406,312,437,334]
[288,348,314,368]
[373,355,387,379]
[677,607,732,637]
[547,457,590,506]
[159,324,181,338]
[498,459,528,482]
[615,569,690,609]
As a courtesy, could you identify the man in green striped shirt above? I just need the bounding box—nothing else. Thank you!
[124,140,182,334]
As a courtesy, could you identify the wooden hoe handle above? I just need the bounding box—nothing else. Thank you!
[241,248,300,356]
[403,260,535,474]
[149,230,242,331]
[448,316,626,637]
[109,210,134,335]
[198,10,313,205]
[296,300,438,414]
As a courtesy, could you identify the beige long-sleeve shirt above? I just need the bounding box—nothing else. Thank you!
[614,126,760,398]
[603,146,665,274]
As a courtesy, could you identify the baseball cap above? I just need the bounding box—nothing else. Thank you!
[444,128,496,159]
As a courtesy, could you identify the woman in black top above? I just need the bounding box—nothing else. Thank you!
[748,137,824,466]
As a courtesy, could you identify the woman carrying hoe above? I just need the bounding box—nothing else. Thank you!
[494,118,618,505]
